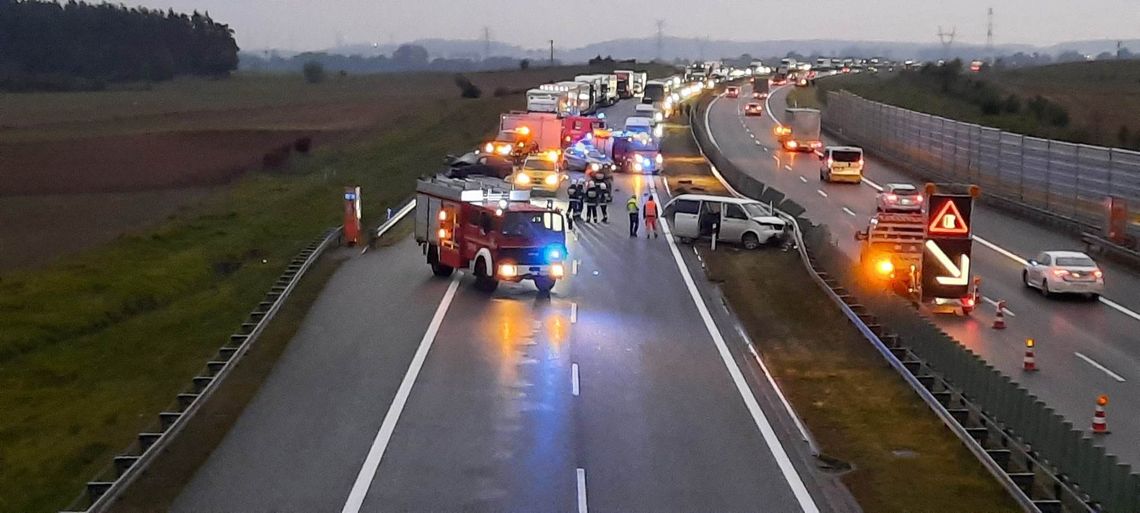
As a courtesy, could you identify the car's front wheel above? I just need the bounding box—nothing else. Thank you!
[1040,279,1051,298]
[1022,270,1031,288]
[742,233,761,250]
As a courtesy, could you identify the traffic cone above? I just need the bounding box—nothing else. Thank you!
[993,300,1007,329]
[1092,395,1110,434]
[1023,338,1037,372]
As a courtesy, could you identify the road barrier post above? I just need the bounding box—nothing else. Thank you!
[992,300,1007,329]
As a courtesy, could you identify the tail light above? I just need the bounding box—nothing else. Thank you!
[915,195,924,203]
[857,158,864,166]
[1094,270,1104,279]
[827,158,834,166]
[437,228,448,239]
[1052,269,1070,277]
[885,194,898,202]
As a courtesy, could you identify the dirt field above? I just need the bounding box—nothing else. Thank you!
[0,65,668,272]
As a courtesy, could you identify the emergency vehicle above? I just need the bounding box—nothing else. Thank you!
[855,212,926,297]
[500,111,562,153]
[415,176,568,294]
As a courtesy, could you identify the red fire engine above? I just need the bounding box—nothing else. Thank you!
[414,176,568,294]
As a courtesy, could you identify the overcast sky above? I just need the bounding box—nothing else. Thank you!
[121,0,1140,51]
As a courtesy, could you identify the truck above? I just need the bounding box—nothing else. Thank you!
[781,108,822,152]
[614,70,634,99]
[855,213,925,298]
[630,71,648,96]
[526,88,563,114]
[771,67,789,85]
[575,74,618,107]
[539,82,590,116]
[559,115,607,148]
[500,111,562,153]
[414,176,568,294]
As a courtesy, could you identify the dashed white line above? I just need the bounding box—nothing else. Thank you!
[783,165,793,171]
[570,302,578,324]
[651,182,821,513]
[576,468,588,513]
[1098,297,1140,322]
[771,155,779,163]
[861,177,884,192]
[842,207,857,217]
[571,363,581,395]
[974,236,1028,265]
[1075,352,1126,382]
[817,190,828,198]
[340,276,461,513]
[798,176,807,183]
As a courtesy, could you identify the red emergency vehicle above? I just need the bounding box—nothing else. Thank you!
[560,115,608,148]
[415,176,568,294]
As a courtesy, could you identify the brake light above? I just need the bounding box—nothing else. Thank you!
[915,195,924,203]
[857,158,864,166]
[885,194,898,202]
[786,140,798,149]
[827,158,834,166]
[1053,269,1070,277]
[1094,270,1104,279]
[962,296,976,308]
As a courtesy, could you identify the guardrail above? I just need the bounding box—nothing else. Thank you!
[64,201,415,512]
[691,89,1139,512]
[822,90,1140,258]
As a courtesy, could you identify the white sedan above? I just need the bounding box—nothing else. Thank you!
[1022,251,1104,298]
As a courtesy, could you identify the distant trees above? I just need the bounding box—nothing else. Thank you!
[519,59,530,70]
[392,44,429,69]
[453,74,481,98]
[0,0,238,91]
[302,61,325,83]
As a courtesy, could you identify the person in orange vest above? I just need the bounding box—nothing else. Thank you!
[643,194,659,238]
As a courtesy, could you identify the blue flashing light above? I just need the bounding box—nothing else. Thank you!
[544,244,565,263]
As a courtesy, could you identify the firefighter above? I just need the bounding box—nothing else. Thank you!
[626,193,640,237]
[598,179,611,223]
[584,178,601,223]
[644,194,659,238]
[567,179,583,225]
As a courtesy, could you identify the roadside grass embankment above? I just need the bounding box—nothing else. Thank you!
[700,246,1020,513]
[0,85,521,513]
[806,61,1140,150]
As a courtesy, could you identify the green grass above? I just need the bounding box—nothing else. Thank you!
[702,248,1019,513]
[0,88,519,513]
[815,62,1140,148]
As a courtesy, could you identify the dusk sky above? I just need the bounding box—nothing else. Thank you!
[120,0,1140,51]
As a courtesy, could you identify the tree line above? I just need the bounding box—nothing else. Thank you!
[241,44,558,74]
[0,0,239,91]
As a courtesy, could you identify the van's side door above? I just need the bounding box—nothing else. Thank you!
[720,203,751,242]
[670,198,701,239]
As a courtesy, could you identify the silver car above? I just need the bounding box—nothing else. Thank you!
[1023,250,1104,298]
[876,183,924,212]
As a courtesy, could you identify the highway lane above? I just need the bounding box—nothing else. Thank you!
[706,82,1140,467]
[172,98,852,512]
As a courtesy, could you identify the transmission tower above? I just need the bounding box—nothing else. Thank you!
[655,20,665,62]
[937,26,957,58]
[482,26,491,61]
[985,8,994,56]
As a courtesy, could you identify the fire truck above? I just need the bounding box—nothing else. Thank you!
[499,111,562,153]
[415,176,568,294]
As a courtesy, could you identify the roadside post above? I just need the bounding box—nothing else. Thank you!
[343,186,362,246]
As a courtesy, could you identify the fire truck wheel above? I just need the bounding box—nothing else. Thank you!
[427,245,454,277]
[534,277,555,295]
[474,258,499,292]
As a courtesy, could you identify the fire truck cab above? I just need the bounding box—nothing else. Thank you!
[415,176,568,294]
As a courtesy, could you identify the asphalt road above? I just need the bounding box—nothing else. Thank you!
[705,81,1140,467]
[170,98,855,513]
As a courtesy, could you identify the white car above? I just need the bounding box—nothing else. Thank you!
[634,103,662,124]
[1022,251,1104,298]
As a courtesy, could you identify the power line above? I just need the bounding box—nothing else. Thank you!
[937,25,956,57]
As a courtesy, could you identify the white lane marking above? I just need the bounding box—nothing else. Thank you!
[749,133,756,139]
[705,94,725,150]
[816,190,828,198]
[738,325,819,455]
[761,145,768,150]
[570,302,578,324]
[650,182,821,513]
[1099,297,1140,322]
[861,176,884,192]
[798,176,808,183]
[764,84,788,125]
[981,296,1016,317]
[1075,352,1126,382]
[771,155,779,163]
[360,246,369,255]
[340,276,461,513]
[842,207,857,217]
[783,165,793,171]
[974,236,1028,265]
[572,259,580,275]
[576,468,588,513]
[572,363,581,396]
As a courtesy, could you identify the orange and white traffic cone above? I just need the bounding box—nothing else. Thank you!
[993,300,1007,329]
[1092,395,1110,434]
[1023,338,1037,372]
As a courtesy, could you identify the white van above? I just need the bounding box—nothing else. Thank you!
[818,146,864,183]
[526,88,561,114]
[623,116,654,137]
[634,103,660,124]
[663,194,787,249]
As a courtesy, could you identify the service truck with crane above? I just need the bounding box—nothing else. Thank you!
[415,176,568,294]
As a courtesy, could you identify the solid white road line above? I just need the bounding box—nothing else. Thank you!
[980,296,1016,317]
[571,302,578,324]
[650,182,821,513]
[1075,352,1126,382]
[1098,297,1140,322]
[798,176,808,183]
[576,468,588,513]
[842,207,857,217]
[571,363,581,396]
[738,325,819,455]
[340,275,462,513]
[816,190,828,198]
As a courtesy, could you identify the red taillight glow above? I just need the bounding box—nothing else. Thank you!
[1053,269,1070,277]
[1094,270,1104,279]
[915,195,924,203]
[857,159,864,166]
[786,141,798,149]
[962,296,976,308]
[885,194,898,202]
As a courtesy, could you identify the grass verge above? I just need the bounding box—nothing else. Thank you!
[0,89,519,513]
[701,247,1020,513]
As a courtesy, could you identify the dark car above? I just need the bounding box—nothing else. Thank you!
[445,151,514,179]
